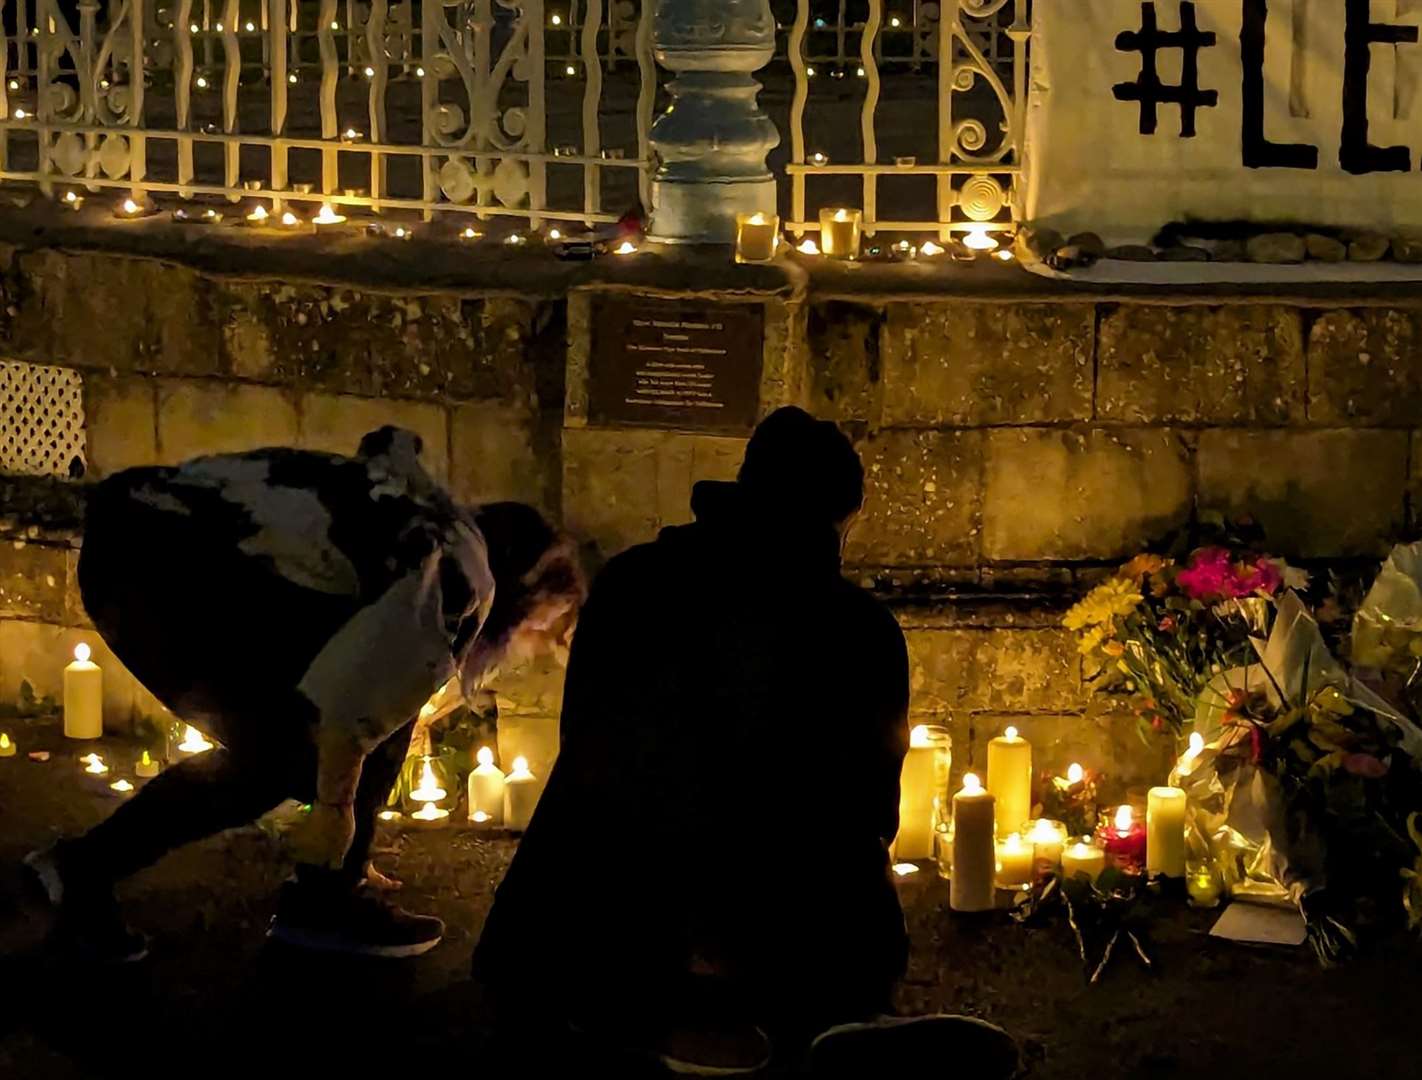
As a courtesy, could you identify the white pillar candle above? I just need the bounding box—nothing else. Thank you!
[1026,818,1068,873]
[64,643,103,740]
[467,746,506,825]
[986,725,1032,838]
[503,756,539,832]
[893,724,936,860]
[1062,839,1107,882]
[818,207,862,259]
[1147,786,1188,878]
[950,773,997,912]
[995,832,1035,889]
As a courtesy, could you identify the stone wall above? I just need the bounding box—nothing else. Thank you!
[1,240,1416,793]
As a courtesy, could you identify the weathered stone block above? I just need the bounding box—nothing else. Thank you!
[19,251,218,376]
[82,376,157,479]
[1197,429,1407,557]
[0,541,68,622]
[806,302,882,424]
[1098,306,1305,423]
[902,627,1084,718]
[903,628,977,716]
[983,428,1192,561]
[846,429,983,566]
[562,428,667,557]
[157,381,299,463]
[299,393,449,483]
[450,401,550,511]
[1307,310,1422,425]
[881,303,1094,426]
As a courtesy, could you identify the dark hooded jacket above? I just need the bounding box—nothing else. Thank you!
[473,479,910,1020]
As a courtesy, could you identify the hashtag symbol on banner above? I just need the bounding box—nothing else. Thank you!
[1113,1,1219,138]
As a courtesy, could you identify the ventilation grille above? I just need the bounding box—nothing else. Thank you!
[0,361,86,478]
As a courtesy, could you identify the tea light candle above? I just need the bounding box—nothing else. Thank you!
[504,756,538,832]
[1147,786,1187,878]
[134,750,160,778]
[995,832,1034,889]
[818,207,862,259]
[795,237,821,256]
[950,773,996,912]
[467,746,506,825]
[1026,818,1068,874]
[0,732,14,757]
[962,225,1000,252]
[109,778,134,795]
[64,643,103,740]
[311,203,347,227]
[1187,860,1223,908]
[245,204,270,225]
[1061,839,1107,882]
[82,752,109,776]
[735,211,779,263]
[409,757,450,822]
[177,725,213,754]
[986,726,1032,838]
[1099,804,1147,874]
[893,724,936,861]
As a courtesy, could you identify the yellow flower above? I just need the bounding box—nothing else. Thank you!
[1064,578,1144,632]
[1119,553,1168,581]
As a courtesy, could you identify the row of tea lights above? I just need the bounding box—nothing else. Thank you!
[383,746,540,831]
[894,724,1199,913]
[734,208,1012,264]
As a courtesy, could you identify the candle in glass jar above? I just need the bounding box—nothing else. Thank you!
[995,832,1034,889]
[467,746,506,825]
[1061,839,1107,882]
[1098,804,1147,873]
[818,207,862,259]
[64,643,103,740]
[1147,786,1187,878]
[504,756,538,832]
[986,726,1032,838]
[950,773,996,912]
[735,211,779,263]
[893,724,936,861]
[1026,818,1068,874]
[1187,859,1223,908]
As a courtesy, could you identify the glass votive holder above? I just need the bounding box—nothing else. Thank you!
[734,211,780,263]
[1186,857,1224,908]
[994,831,1035,890]
[935,822,954,881]
[1061,837,1107,883]
[818,207,862,259]
[1025,818,1068,878]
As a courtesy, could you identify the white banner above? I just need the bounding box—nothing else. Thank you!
[1028,0,1422,242]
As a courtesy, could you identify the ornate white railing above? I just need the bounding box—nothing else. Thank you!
[0,0,654,225]
[785,0,1027,238]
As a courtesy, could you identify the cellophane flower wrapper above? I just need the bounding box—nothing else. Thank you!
[1353,541,1422,672]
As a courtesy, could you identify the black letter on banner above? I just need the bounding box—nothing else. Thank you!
[1341,0,1417,174]
[1240,0,1318,168]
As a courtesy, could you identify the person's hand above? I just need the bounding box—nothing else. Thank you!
[289,801,356,869]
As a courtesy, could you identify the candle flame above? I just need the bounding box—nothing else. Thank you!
[1066,762,1084,784]
[178,725,213,753]
[247,205,269,223]
[1114,805,1135,833]
[280,211,301,228]
[0,733,9,750]
[1067,841,1098,858]
[74,642,92,663]
[462,227,481,240]
[378,809,401,821]
[962,772,982,793]
[477,746,495,768]
[1001,832,1026,853]
[614,240,638,255]
[110,779,134,793]
[411,757,447,802]
[312,204,346,225]
[796,238,820,255]
[547,227,562,240]
[891,862,920,877]
[909,724,932,748]
[84,755,109,775]
[512,755,530,774]
[140,750,152,766]
[121,198,140,215]
[832,208,852,223]
[919,240,945,257]
[962,226,1000,252]
[747,212,767,226]
[471,809,490,824]
[1004,725,1019,741]
[1028,819,1063,843]
[412,802,448,821]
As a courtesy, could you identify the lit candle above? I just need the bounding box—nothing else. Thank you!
[818,207,862,259]
[962,226,1000,252]
[467,746,506,825]
[1098,804,1147,874]
[177,725,213,754]
[1146,786,1187,878]
[919,239,945,257]
[1061,839,1107,882]
[116,197,149,218]
[134,749,160,778]
[503,756,538,832]
[311,203,347,227]
[995,832,1035,889]
[64,643,103,740]
[892,862,920,878]
[410,757,450,822]
[0,732,14,757]
[245,204,270,225]
[950,773,996,912]
[893,724,936,861]
[795,237,821,256]
[986,725,1032,838]
[109,778,134,795]
[378,809,401,822]
[1026,818,1068,874]
[82,752,109,776]
[279,210,304,230]
[735,211,779,263]
[1187,860,1223,908]
[461,226,482,241]
[613,239,638,255]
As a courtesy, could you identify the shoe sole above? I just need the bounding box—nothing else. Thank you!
[809,1014,1017,1078]
[658,1053,770,1077]
[266,923,442,959]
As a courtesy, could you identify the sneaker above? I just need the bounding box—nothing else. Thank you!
[23,847,150,964]
[807,1014,1018,1079]
[267,882,444,958]
[569,1012,772,1077]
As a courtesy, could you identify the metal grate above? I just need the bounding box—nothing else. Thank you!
[0,360,86,478]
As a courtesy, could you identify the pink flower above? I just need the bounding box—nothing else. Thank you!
[1176,549,1284,601]
[1236,557,1283,597]
[1343,753,1389,779]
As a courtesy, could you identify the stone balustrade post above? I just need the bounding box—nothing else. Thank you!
[647,0,780,243]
